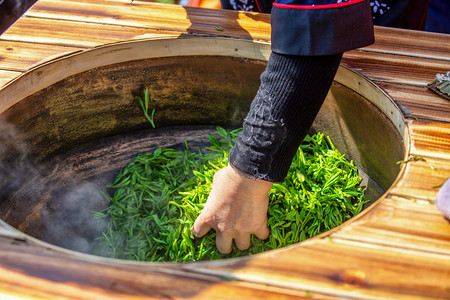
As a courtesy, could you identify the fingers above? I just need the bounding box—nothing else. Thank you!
[192,213,212,238]
[219,229,268,253]
[234,233,251,251]
[216,231,233,254]
[254,223,270,241]
[192,212,235,254]
[193,211,270,254]
[191,165,272,255]
[234,224,269,251]
[193,215,236,254]
[194,219,269,254]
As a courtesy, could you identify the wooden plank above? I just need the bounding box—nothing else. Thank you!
[24,0,271,41]
[0,238,316,300]
[365,26,450,61]
[0,70,22,87]
[351,197,450,242]
[331,218,450,256]
[409,120,450,159]
[342,50,450,86]
[186,237,450,300]
[389,120,450,200]
[389,156,450,200]
[0,41,81,72]
[24,1,450,62]
[1,17,176,48]
[376,82,450,123]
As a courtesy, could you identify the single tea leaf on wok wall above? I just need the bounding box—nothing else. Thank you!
[93,127,366,262]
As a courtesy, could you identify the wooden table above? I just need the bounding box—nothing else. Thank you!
[0,0,449,299]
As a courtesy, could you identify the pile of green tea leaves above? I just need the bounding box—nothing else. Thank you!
[93,127,366,262]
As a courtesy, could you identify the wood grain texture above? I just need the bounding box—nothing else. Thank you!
[0,69,22,87]
[0,238,314,300]
[184,237,450,299]
[353,196,450,241]
[389,157,450,200]
[0,40,81,71]
[341,51,450,86]
[0,1,449,299]
[25,0,271,41]
[1,17,176,48]
[376,83,450,123]
[409,121,450,159]
[368,27,450,61]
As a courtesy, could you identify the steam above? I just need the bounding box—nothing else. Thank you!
[40,181,108,253]
[0,118,221,256]
[0,119,39,201]
[0,118,108,254]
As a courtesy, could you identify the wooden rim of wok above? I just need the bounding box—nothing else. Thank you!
[0,35,410,264]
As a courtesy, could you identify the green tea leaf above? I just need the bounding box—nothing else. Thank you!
[93,128,366,263]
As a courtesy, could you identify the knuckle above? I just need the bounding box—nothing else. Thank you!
[215,221,232,233]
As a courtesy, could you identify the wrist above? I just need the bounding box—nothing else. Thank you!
[227,163,273,192]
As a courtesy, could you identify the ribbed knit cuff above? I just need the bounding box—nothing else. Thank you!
[229,51,342,182]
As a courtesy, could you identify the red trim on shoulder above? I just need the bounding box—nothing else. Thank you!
[273,0,364,9]
[254,0,262,12]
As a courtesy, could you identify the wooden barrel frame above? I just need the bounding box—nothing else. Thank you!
[0,36,413,299]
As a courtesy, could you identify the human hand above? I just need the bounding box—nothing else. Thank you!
[192,164,273,254]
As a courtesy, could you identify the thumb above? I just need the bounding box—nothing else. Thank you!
[192,213,212,238]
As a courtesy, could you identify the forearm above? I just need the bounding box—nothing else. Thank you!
[229,51,342,182]
[195,0,376,253]
[229,0,374,182]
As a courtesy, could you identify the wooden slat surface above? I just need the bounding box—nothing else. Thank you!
[409,121,450,158]
[0,1,449,299]
[355,196,450,241]
[0,69,21,87]
[0,40,81,71]
[25,0,271,40]
[389,157,450,200]
[376,83,450,123]
[341,51,450,86]
[184,237,450,300]
[367,26,450,61]
[0,238,313,300]
[1,17,177,48]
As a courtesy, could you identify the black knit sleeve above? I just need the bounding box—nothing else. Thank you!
[228,51,342,182]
